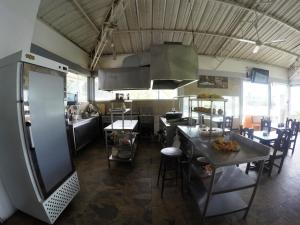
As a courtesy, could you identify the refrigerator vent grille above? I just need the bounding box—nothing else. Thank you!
[43,172,80,224]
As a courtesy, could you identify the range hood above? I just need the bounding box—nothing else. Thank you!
[150,44,198,89]
[98,67,150,91]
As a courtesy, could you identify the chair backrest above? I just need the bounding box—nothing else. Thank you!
[273,129,292,156]
[286,118,296,129]
[224,116,233,130]
[240,128,254,140]
[261,118,271,132]
[291,121,300,138]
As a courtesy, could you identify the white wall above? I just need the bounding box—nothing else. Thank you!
[197,56,288,81]
[0,0,41,221]
[0,0,40,59]
[32,20,90,69]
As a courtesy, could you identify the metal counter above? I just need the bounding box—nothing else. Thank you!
[176,125,270,221]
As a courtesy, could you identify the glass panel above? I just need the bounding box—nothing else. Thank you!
[66,72,87,102]
[270,82,288,124]
[28,71,73,193]
[290,86,300,120]
[158,89,178,99]
[94,77,178,100]
[94,77,114,101]
[243,81,268,119]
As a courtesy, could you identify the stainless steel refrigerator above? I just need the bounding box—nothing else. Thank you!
[0,51,80,224]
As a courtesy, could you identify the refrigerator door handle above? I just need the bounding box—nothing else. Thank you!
[25,122,35,150]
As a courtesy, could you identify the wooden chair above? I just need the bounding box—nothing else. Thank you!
[240,128,254,140]
[223,116,233,133]
[289,121,299,155]
[261,118,271,133]
[240,128,255,171]
[286,118,296,129]
[265,129,292,176]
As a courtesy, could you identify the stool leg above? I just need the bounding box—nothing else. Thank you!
[175,159,178,186]
[180,161,184,195]
[245,163,250,174]
[161,159,167,199]
[157,156,163,186]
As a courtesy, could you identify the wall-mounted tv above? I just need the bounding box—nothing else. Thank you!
[251,68,269,84]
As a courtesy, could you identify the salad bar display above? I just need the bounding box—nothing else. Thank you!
[189,93,227,137]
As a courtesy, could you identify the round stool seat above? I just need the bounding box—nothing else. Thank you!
[161,147,182,157]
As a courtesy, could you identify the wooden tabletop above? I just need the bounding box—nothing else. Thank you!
[253,131,278,141]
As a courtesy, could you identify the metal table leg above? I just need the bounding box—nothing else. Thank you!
[243,160,265,219]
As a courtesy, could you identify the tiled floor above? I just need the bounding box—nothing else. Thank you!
[4,138,300,225]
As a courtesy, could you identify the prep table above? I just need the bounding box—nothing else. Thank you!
[104,120,138,167]
[177,125,270,221]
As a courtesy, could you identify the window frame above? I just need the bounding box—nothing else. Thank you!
[66,71,88,102]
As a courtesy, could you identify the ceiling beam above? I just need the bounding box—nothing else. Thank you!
[72,0,100,34]
[114,29,300,58]
[90,0,128,70]
[213,0,261,57]
[211,0,300,35]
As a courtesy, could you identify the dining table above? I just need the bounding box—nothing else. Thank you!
[271,123,287,131]
[212,117,223,128]
[253,130,278,146]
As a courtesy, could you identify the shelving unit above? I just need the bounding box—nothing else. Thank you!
[104,120,138,168]
[189,164,263,220]
[109,99,133,129]
[105,100,137,168]
[173,95,196,125]
[189,98,227,135]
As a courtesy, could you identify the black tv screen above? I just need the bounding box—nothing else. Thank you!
[251,68,269,84]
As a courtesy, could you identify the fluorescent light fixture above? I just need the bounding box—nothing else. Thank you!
[253,45,260,54]
[237,39,256,44]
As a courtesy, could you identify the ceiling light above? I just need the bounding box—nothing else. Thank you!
[253,45,260,54]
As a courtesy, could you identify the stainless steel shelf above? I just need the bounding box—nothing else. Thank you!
[190,164,256,194]
[189,179,248,218]
[104,117,138,167]
[190,98,228,102]
[191,111,224,117]
[110,108,131,114]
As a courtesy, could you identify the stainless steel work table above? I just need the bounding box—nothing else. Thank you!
[104,120,138,168]
[104,120,138,131]
[177,125,270,222]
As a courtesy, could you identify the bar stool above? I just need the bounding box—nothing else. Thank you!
[157,147,183,198]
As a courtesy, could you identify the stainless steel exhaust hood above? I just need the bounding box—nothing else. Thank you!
[150,44,198,89]
[98,67,150,91]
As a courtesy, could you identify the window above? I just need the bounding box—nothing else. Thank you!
[94,77,178,100]
[94,77,114,101]
[66,72,88,102]
[290,85,300,120]
[243,81,269,118]
[270,83,288,124]
[223,96,239,118]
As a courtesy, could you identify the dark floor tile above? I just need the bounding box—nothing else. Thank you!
[3,139,300,225]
